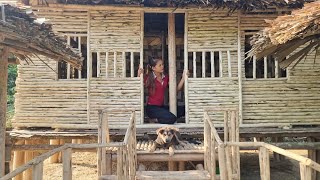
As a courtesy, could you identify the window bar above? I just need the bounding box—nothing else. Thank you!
[227,50,232,77]
[253,55,257,79]
[97,52,100,77]
[275,58,279,78]
[202,51,206,78]
[210,51,215,77]
[78,36,82,79]
[67,36,71,79]
[105,52,109,78]
[122,51,126,78]
[219,51,223,77]
[113,52,117,77]
[131,52,134,78]
[264,56,267,79]
[193,52,196,78]
[1,5,5,22]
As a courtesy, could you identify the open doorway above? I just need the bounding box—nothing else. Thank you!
[143,13,186,124]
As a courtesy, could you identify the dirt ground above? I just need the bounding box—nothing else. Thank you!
[41,150,307,180]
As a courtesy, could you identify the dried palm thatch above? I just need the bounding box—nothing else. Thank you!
[51,0,307,11]
[249,1,320,69]
[0,4,82,69]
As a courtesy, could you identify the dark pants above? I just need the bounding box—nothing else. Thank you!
[146,105,185,124]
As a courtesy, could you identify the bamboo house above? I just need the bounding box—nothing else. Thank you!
[11,0,320,130]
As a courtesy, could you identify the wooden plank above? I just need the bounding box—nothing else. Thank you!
[32,161,43,180]
[0,48,8,177]
[259,146,270,180]
[62,148,72,180]
[264,56,267,79]
[168,13,177,116]
[184,12,189,124]
[193,52,196,78]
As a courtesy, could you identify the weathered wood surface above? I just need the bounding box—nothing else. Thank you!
[135,170,211,180]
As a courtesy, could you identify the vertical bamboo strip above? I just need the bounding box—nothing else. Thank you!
[225,146,233,179]
[140,10,145,124]
[210,129,216,180]
[122,51,126,78]
[97,52,100,77]
[193,52,196,78]
[97,110,102,176]
[78,36,82,79]
[224,111,228,142]
[105,52,109,78]
[32,162,43,180]
[202,51,206,78]
[67,36,71,79]
[131,52,134,78]
[211,51,215,77]
[259,146,270,180]
[227,50,232,77]
[219,51,223,77]
[204,119,209,171]
[113,52,117,77]
[253,55,256,79]
[218,145,227,180]
[264,56,267,79]
[275,58,279,78]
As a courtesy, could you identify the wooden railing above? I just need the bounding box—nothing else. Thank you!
[1,110,137,180]
[204,108,240,180]
[97,109,137,180]
[204,108,320,180]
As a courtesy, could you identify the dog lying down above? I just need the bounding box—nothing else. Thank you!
[149,126,186,156]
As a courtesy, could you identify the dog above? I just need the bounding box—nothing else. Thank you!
[149,126,186,156]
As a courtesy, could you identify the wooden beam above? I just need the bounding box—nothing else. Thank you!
[168,13,177,115]
[0,47,8,177]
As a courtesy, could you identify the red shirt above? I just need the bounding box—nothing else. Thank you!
[144,73,169,106]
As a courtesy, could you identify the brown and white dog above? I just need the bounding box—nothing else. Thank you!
[149,126,186,156]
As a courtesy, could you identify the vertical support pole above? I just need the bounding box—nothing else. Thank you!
[259,146,270,180]
[67,36,71,79]
[218,145,227,180]
[24,140,34,179]
[113,52,117,77]
[140,10,144,124]
[300,163,312,180]
[49,139,60,163]
[227,50,232,77]
[237,10,243,127]
[210,51,215,77]
[184,12,189,124]
[122,51,126,78]
[13,140,25,180]
[1,5,5,21]
[78,36,82,79]
[87,11,92,125]
[275,58,279,78]
[0,47,8,177]
[130,52,134,78]
[105,52,109,78]
[264,56,267,78]
[63,148,72,180]
[193,52,196,78]
[202,51,206,78]
[168,161,177,171]
[32,162,43,180]
[253,55,256,79]
[168,13,177,115]
[97,52,100,77]
[219,51,223,77]
[178,162,185,171]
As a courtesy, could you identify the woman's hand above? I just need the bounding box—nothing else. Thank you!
[182,69,190,80]
[137,65,144,77]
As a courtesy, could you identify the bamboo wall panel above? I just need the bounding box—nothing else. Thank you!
[240,10,283,31]
[243,51,320,125]
[89,78,141,126]
[34,9,88,33]
[188,10,238,50]
[89,10,141,51]
[187,78,239,124]
[14,79,87,127]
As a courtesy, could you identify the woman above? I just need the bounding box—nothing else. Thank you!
[138,57,189,124]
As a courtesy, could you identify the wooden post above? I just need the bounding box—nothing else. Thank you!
[168,13,177,115]
[259,146,270,180]
[24,140,34,179]
[13,140,25,180]
[218,145,227,180]
[32,162,43,180]
[178,161,185,171]
[300,163,312,180]
[168,161,177,171]
[49,139,60,163]
[0,48,8,177]
[62,148,72,180]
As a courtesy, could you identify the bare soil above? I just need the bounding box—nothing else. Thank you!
[42,150,306,180]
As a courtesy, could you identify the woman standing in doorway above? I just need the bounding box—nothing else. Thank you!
[138,57,189,124]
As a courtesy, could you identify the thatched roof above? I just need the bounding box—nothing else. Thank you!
[249,1,320,68]
[48,0,308,11]
[0,4,82,69]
